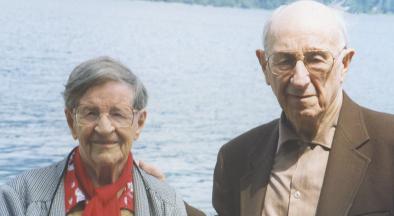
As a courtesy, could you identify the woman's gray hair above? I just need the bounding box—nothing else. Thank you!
[63,56,148,110]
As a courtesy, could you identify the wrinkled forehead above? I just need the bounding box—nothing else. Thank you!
[265,1,346,53]
[78,81,135,107]
[268,27,343,53]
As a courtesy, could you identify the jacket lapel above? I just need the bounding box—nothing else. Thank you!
[51,160,151,216]
[49,159,66,216]
[51,179,65,216]
[240,121,279,216]
[133,165,151,216]
[316,93,371,216]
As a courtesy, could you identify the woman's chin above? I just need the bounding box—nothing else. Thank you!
[91,152,124,168]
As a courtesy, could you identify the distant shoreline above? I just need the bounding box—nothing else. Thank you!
[145,0,394,14]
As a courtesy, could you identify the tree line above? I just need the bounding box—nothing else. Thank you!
[150,0,394,13]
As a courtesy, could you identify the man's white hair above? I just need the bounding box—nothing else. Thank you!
[262,0,349,52]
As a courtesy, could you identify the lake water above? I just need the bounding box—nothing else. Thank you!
[0,0,393,214]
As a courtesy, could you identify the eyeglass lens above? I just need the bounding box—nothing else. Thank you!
[269,50,334,74]
[76,106,134,127]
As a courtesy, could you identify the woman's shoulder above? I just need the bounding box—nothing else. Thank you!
[0,159,66,215]
[136,167,179,202]
[134,167,187,215]
[3,159,66,202]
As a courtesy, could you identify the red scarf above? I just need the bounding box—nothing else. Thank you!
[64,147,134,216]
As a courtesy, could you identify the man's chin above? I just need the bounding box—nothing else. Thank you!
[287,108,323,138]
[298,108,322,119]
[286,106,320,119]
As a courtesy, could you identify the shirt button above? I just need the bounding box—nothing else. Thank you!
[293,191,301,199]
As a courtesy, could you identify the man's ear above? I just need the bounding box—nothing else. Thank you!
[65,108,78,140]
[256,49,270,85]
[340,48,355,82]
[134,110,147,140]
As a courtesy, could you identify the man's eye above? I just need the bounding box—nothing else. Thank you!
[273,56,295,70]
[305,52,330,64]
[272,53,295,68]
[276,58,293,65]
[307,55,326,63]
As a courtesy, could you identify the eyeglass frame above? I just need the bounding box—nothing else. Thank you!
[265,46,347,76]
[73,105,140,128]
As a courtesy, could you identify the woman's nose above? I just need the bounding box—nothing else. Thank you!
[94,114,115,135]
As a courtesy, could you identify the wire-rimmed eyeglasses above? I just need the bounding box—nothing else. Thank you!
[266,47,346,76]
[74,105,138,128]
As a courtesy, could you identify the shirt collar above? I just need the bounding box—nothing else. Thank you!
[277,91,343,153]
[277,113,299,153]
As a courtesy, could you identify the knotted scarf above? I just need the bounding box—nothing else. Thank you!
[68,147,134,216]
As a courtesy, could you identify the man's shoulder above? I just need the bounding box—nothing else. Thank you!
[361,106,394,124]
[3,159,66,203]
[360,106,394,141]
[219,119,279,155]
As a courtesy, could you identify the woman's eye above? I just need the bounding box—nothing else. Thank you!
[84,111,98,118]
[86,112,97,116]
[111,112,127,118]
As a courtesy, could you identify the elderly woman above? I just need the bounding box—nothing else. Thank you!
[0,57,187,216]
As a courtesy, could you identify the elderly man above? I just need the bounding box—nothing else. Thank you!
[213,1,394,216]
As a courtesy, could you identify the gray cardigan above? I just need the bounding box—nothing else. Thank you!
[0,157,187,216]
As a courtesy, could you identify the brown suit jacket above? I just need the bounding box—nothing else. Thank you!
[185,202,206,216]
[213,93,394,216]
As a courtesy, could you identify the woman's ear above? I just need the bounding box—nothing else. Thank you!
[134,110,147,140]
[65,108,78,140]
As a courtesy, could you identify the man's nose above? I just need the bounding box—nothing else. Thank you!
[94,114,115,135]
[290,61,311,89]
